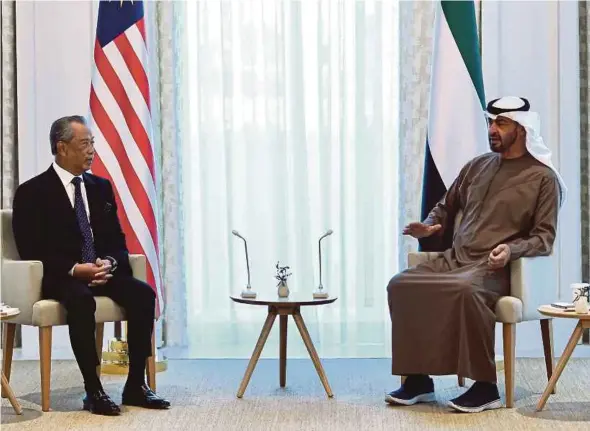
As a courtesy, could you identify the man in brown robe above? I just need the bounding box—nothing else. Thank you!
[385,97,564,413]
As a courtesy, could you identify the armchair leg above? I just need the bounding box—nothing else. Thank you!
[503,323,516,408]
[1,323,17,398]
[458,376,465,387]
[95,323,105,378]
[146,327,156,392]
[39,326,53,412]
[540,319,555,394]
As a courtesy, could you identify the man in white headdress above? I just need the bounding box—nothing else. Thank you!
[385,97,565,413]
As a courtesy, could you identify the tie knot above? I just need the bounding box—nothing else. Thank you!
[71,177,82,187]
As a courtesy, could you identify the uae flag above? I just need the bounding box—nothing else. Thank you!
[420,0,488,251]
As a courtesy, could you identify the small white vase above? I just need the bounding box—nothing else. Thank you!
[574,296,589,314]
[277,281,290,298]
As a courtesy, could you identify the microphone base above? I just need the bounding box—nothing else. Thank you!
[241,290,257,299]
[313,290,329,299]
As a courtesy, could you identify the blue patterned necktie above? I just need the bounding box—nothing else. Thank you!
[71,177,96,263]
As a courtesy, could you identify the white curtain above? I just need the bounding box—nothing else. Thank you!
[183,0,399,358]
[397,1,435,270]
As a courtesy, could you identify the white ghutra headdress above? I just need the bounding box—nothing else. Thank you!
[485,96,567,205]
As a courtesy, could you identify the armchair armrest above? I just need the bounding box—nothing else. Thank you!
[406,252,557,323]
[129,254,147,283]
[1,259,43,325]
[510,255,557,322]
[408,252,444,268]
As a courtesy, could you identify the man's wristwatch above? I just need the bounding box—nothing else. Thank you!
[104,256,118,273]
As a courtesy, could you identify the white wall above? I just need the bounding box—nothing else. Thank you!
[17,0,97,184]
[483,0,587,357]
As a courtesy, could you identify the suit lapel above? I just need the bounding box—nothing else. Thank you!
[83,173,102,231]
[47,166,79,230]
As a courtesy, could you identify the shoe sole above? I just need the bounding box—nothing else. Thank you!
[385,392,436,406]
[122,400,171,409]
[447,399,503,413]
[83,402,121,416]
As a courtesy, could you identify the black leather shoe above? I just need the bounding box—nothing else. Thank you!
[83,390,121,416]
[122,384,170,409]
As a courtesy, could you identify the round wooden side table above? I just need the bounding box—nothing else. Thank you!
[536,305,590,412]
[230,294,337,398]
[1,309,22,415]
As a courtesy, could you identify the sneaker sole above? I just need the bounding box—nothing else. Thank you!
[447,398,502,413]
[385,392,436,406]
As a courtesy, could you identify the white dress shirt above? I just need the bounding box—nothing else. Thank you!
[53,162,93,276]
[52,162,92,224]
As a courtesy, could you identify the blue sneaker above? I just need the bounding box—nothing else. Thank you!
[385,376,435,406]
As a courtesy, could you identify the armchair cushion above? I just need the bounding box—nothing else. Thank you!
[31,297,126,327]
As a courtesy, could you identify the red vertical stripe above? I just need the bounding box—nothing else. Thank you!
[114,32,151,110]
[136,18,147,42]
[90,154,162,315]
[89,85,158,248]
[94,41,155,182]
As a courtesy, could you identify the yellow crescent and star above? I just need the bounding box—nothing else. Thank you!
[112,0,134,7]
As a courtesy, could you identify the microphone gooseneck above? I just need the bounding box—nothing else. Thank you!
[232,230,251,288]
[318,229,333,289]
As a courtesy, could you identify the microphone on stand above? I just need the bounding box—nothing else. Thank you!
[232,230,256,298]
[314,229,333,299]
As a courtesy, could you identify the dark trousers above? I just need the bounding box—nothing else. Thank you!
[44,276,156,391]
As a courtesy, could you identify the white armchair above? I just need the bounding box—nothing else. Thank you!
[407,251,556,408]
[1,209,156,412]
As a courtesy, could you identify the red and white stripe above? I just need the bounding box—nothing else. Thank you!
[89,17,163,315]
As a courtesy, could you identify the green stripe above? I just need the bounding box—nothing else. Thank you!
[441,0,485,108]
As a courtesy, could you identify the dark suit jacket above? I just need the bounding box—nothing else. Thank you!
[12,165,132,292]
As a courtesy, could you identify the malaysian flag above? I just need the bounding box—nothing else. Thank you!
[88,0,163,315]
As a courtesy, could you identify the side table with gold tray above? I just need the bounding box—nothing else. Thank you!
[536,305,590,412]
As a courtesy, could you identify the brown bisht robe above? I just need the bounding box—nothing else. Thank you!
[388,152,560,382]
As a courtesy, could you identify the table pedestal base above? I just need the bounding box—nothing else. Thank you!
[237,305,333,398]
[536,319,590,411]
[1,372,22,415]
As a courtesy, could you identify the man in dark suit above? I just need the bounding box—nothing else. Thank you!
[12,115,170,415]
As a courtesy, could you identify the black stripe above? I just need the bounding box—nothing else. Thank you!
[418,140,454,252]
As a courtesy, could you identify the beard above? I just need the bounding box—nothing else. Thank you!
[488,133,516,153]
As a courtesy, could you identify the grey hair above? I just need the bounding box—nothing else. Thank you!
[49,115,87,155]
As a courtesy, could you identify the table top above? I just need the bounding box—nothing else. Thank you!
[0,309,20,321]
[230,293,337,307]
[538,305,590,320]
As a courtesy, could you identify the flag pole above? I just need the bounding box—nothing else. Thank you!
[477,0,504,373]
[477,0,483,58]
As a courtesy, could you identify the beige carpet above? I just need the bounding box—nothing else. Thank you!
[2,358,590,430]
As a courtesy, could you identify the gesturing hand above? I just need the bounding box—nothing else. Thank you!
[488,244,511,269]
[402,222,442,239]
